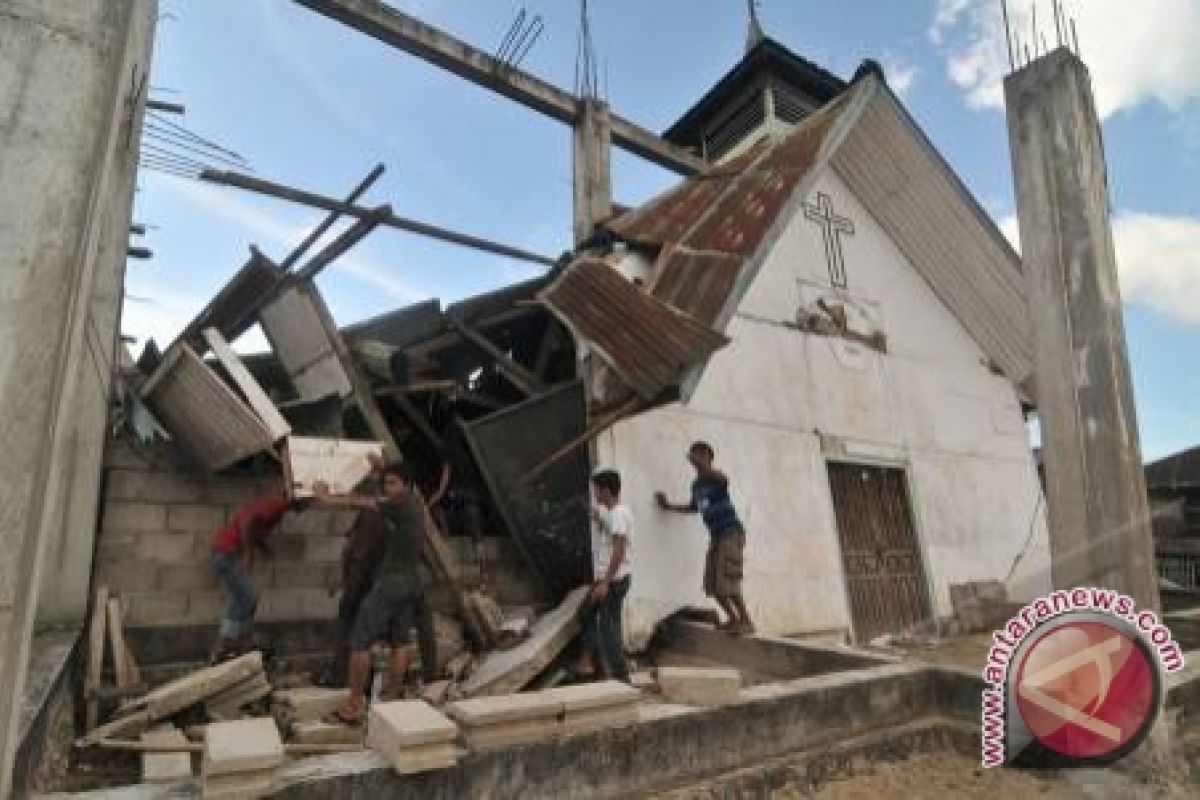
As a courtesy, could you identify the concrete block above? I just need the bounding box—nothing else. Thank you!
[657,667,742,708]
[445,692,564,727]
[124,591,188,627]
[168,504,227,533]
[546,681,639,712]
[141,726,193,783]
[96,530,139,561]
[202,767,276,799]
[460,717,562,750]
[270,563,338,590]
[292,721,364,746]
[367,700,458,752]
[141,531,197,564]
[274,688,346,722]
[107,468,204,504]
[303,534,347,563]
[160,563,218,591]
[95,558,160,592]
[187,591,226,625]
[257,588,332,621]
[103,501,167,532]
[203,477,273,506]
[390,742,458,775]
[270,535,306,561]
[630,671,657,691]
[561,704,638,737]
[202,717,284,777]
[278,509,334,537]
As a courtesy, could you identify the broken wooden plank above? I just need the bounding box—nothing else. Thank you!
[520,396,640,484]
[85,585,110,731]
[108,598,134,691]
[460,586,589,697]
[203,327,292,441]
[445,314,542,396]
[286,436,382,497]
[201,169,560,266]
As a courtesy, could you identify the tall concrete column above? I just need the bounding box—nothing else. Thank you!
[1005,49,1158,610]
[572,98,613,246]
[0,2,156,794]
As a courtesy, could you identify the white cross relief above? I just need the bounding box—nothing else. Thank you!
[804,192,855,288]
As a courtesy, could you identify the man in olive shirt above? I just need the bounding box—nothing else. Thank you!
[313,460,429,724]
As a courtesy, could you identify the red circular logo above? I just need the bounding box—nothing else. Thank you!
[1015,619,1158,761]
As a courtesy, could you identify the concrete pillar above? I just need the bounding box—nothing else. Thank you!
[0,1,157,794]
[1005,49,1158,610]
[572,99,613,246]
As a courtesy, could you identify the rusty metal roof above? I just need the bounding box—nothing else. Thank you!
[539,258,730,400]
[605,93,852,330]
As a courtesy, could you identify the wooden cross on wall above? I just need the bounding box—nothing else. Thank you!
[804,192,855,288]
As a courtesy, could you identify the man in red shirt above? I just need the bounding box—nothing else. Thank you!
[210,481,305,661]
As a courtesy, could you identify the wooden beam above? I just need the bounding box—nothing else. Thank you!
[291,0,708,176]
[520,397,640,484]
[201,170,559,267]
[202,328,292,441]
[107,598,134,691]
[445,314,542,397]
[294,204,390,282]
[85,586,110,732]
[281,164,385,270]
[300,281,401,459]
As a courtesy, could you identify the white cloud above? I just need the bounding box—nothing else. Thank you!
[884,59,920,98]
[930,0,1200,118]
[999,211,1200,326]
[1112,212,1200,326]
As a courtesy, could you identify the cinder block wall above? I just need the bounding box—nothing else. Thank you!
[94,434,542,634]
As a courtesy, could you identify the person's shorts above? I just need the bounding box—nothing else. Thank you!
[703,525,746,599]
[347,574,423,651]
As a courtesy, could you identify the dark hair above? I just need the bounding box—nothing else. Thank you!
[381,460,411,484]
[591,469,621,498]
[689,441,714,459]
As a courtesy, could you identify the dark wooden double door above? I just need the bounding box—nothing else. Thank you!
[827,463,930,643]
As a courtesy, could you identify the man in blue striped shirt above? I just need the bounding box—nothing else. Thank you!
[656,441,755,635]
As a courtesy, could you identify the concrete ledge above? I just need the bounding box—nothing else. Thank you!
[655,620,894,680]
[14,629,80,798]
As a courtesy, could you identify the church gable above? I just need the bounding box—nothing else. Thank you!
[604,74,1032,401]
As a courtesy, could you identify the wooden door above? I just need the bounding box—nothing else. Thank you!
[827,463,930,643]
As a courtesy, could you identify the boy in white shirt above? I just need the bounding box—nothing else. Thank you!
[577,469,633,682]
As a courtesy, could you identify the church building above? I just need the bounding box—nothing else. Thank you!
[581,30,1051,646]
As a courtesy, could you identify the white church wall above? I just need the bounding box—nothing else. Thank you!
[601,170,1050,647]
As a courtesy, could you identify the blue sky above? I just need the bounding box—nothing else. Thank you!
[130,0,1200,460]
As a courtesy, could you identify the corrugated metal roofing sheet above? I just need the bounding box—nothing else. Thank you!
[141,344,276,472]
[539,258,730,400]
[605,94,852,331]
[604,76,1034,390]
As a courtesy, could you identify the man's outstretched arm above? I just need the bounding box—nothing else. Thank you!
[654,491,697,514]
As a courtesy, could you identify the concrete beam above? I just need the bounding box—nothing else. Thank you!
[292,0,708,176]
